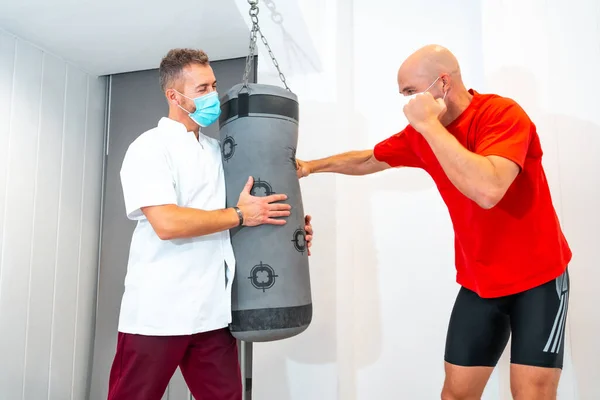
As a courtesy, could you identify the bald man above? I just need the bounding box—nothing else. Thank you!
[296,45,572,399]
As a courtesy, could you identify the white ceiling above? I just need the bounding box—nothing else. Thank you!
[0,0,253,76]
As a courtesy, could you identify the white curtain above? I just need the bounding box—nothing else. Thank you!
[235,0,600,398]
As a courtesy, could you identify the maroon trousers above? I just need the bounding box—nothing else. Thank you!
[107,328,242,400]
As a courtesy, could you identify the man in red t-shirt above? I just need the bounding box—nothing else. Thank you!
[296,44,571,399]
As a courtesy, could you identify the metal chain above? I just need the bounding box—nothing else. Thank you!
[241,0,290,91]
[241,0,259,89]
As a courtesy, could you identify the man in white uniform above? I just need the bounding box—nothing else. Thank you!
[106,48,314,400]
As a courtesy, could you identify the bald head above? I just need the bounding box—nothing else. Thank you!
[397,44,473,126]
[397,44,464,97]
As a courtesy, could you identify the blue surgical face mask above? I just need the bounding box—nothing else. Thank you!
[176,90,221,127]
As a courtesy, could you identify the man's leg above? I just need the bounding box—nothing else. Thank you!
[442,287,511,400]
[179,328,242,400]
[107,332,190,400]
[510,365,561,400]
[509,269,569,400]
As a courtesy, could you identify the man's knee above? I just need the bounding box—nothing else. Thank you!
[510,364,561,400]
[441,386,481,400]
[441,362,493,400]
[511,380,558,400]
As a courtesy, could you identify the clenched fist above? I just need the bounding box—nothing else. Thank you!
[403,92,447,133]
[296,159,311,179]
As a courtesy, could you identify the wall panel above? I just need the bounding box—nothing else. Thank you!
[0,29,107,400]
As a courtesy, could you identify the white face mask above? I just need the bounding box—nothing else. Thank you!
[400,76,447,106]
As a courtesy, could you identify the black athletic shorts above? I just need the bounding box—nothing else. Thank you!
[444,269,569,369]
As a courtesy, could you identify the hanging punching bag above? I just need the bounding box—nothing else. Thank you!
[219,83,312,342]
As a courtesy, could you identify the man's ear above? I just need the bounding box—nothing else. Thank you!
[165,88,178,105]
[441,74,451,92]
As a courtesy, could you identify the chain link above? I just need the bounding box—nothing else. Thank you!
[241,0,290,91]
[241,1,258,89]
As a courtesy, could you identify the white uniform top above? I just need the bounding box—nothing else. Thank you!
[118,117,236,336]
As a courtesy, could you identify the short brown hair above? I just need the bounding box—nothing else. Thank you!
[159,48,210,91]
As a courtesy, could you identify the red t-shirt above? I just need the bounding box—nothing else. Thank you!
[373,89,571,298]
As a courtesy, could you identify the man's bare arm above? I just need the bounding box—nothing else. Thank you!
[142,177,292,240]
[419,121,520,209]
[297,150,391,177]
[142,205,241,240]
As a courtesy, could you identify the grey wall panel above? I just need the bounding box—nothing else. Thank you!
[0,32,15,265]
[0,30,107,400]
[48,63,89,400]
[90,56,253,400]
[72,75,110,400]
[22,52,66,400]
[0,36,44,400]
[90,67,168,400]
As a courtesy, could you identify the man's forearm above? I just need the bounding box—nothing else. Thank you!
[308,150,389,176]
[144,205,240,240]
[418,121,501,208]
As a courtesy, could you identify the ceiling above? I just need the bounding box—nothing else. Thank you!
[0,0,254,76]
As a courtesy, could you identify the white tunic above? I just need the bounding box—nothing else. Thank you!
[118,117,235,336]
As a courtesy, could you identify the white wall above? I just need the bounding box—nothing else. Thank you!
[0,29,106,400]
[245,0,600,398]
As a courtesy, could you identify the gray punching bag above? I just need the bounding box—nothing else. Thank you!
[219,83,312,342]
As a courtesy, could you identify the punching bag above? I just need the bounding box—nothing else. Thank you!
[219,83,312,342]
